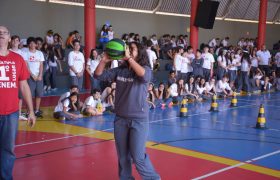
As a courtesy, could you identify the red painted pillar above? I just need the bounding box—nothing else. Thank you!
[84,0,96,90]
[190,0,199,51]
[257,0,268,50]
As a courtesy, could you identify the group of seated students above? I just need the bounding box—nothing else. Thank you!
[53,83,116,120]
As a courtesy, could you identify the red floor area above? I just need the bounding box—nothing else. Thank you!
[14,131,277,180]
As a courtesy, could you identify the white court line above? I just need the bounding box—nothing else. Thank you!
[16,104,256,147]
[232,123,241,126]
[192,149,280,180]
[269,129,280,132]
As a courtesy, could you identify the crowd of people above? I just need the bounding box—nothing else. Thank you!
[7,25,280,120]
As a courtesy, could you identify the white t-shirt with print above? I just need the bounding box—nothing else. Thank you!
[275,52,280,68]
[174,54,183,71]
[228,58,240,71]
[257,50,271,65]
[202,53,215,69]
[54,98,70,112]
[196,85,206,95]
[251,57,258,67]
[186,53,195,72]
[82,96,100,111]
[108,31,114,40]
[146,49,157,70]
[22,50,45,76]
[68,51,85,76]
[241,59,250,72]
[151,39,158,46]
[87,58,100,74]
[208,39,217,47]
[217,56,227,68]
[180,57,191,73]
[216,80,231,93]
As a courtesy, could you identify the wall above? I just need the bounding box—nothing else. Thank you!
[0,0,280,48]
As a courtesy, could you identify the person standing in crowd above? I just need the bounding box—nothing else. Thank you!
[192,49,204,78]
[68,40,85,90]
[202,45,215,82]
[221,37,230,48]
[45,30,54,45]
[208,38,219,48]
[275,47,280,74]
[0,25,36,179]
[108,25,114,41]
[100,24,109,50]
[216,49,228,80]
[146,40,157,70]
[173,46,184,79]
[22,37,45,117]
[257,44,271,76]
[86,49,101,90]
[237,52,251,93]
[94,42,160,180]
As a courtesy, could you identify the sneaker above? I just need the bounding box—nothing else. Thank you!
[51,88,57,91]
[44,85,47,91]
[35,111,43,118]
[47,86,52,91]
[19,115,28,121]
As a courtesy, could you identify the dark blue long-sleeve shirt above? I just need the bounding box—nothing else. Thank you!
[96,65,152,119]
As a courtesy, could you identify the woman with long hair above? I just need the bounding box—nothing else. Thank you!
[95,42,160,179]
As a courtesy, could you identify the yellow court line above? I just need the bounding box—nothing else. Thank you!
[18,120,280,178]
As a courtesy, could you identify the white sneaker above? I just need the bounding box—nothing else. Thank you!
[19,115,28,121]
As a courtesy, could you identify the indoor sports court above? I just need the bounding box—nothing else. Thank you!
[1,0,280,179]
[15,92,280,179]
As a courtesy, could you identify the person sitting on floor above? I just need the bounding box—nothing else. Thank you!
[53,92,83,120]
[82,89,105,116]
[216,75,233,98]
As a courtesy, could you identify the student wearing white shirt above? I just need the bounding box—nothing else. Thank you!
[86,49,101,89]
[208,38,219,48]
[185,46,195,74]
[257,44,271,76]
[173,47,184,78]
[228,52,240,88]
[196,77,211,100]
[68,40,85,90]
[22,37,45,117]
[108,25,114,41]
[205,77,217,96]
[216,49,229,80]
[151,34,160,57]
[221,37,229,48]
[185,76,201,101]
[237,52,251,93]
[202,45,215,81]
[53,92,82,120]
[250,48,259,74]
[216,75,233,97]
[274,48,280,74]
[181,51,192,81]
[146,40,157,70]
[82,89,104,116]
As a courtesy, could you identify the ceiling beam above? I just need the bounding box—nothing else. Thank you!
[272,5,280,22]
[152,0,163,13]
[222,0,238,20]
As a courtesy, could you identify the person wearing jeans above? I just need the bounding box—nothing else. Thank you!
[95,41,160,180]
[0,25,36,180]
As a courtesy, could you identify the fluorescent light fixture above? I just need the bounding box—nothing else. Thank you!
[95,5,153,14]
[34,0,46,1]
[156,11,190,17]
[49,0,84,6]
[215,17,223,20]
[224,18,275,24]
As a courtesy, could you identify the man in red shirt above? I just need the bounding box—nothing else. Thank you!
[0,26,36,179]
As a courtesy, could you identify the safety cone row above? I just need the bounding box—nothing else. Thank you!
[256,104,266,129]
[180,98,188,117]
[230,92,238,107]
[209,95,219,112]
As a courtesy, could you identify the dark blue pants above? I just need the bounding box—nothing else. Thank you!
[114,116,160,180]
[0,111,19,180]
[90,76,101,90]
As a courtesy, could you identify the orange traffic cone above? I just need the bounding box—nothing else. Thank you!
[209,95,219,112]
[180,98,188,117]
[256,104,266,129]
[230,92,238,107]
